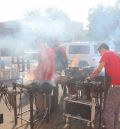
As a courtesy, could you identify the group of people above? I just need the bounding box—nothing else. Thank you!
[33,41,120,129]
[32,41,68,118]
[33,42,67,82]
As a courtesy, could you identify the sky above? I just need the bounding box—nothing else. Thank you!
[0,0,116,25]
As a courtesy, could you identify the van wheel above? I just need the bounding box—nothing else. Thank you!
[78,61,89,68]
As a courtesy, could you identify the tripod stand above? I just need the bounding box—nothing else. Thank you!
[0,81,12,111]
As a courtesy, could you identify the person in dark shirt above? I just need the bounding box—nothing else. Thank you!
[53,44,68,72]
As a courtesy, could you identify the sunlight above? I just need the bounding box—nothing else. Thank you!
[0,0,116,24]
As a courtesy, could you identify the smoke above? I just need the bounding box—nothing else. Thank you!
[21,7,72,45]
[109,27,120,51]
[88,5,120,52]
[22,18,68,42]
[0,6,72,55]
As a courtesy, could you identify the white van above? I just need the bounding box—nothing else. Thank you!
[60,41,99,68]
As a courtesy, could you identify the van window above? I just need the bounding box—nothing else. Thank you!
[69,45,90,54]
[94,44,99,54]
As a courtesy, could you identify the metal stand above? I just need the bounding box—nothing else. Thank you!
[12,82,53,129]
[98,84,103,129]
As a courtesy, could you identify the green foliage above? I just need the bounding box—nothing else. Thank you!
[87,0,120,48]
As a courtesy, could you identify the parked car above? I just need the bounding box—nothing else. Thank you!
[60,41,99,68]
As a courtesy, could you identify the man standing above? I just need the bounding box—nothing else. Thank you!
[88,43,120,129]
[34,43,55,81]
[33,43,55,120]
[53,44,68,72]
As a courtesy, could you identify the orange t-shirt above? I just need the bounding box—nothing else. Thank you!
[34,48,55,81]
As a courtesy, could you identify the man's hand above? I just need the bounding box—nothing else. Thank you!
[84,76,91,83]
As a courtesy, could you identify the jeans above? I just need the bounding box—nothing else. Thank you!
[103,87,120,129]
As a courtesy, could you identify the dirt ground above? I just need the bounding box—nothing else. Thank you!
[0,85,90,129]
[0,86,84,129]
[0,85,120,129]
[0,99,89,129]
[0,100,63,129]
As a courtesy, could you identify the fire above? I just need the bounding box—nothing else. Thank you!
[69,54,80,67]
[25,70,35,81]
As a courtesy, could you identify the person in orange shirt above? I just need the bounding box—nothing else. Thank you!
[33,43,55,120]
[34,43,55,81]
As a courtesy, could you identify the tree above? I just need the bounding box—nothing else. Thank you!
[87,5,117,41]
[87,1,120,51]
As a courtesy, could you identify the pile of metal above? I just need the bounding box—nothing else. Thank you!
[63,67,105,125]
[65,66,95,79]
[63,66,105,97]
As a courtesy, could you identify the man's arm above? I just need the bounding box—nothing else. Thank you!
[90,62,105,79]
